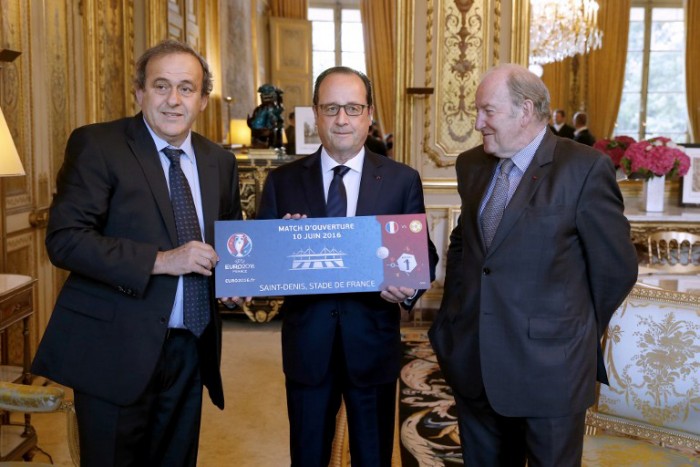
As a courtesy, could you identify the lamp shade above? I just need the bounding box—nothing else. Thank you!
[0,106,24,176]
[229,119,252,146]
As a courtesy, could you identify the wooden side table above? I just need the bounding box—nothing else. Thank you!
[0,274,37,461]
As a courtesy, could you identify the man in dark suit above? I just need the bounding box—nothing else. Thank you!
[549,108,575,139]
[429,64,637,466]
[573,111,596,146]
[32,40,243,466]
[257,66,438,467]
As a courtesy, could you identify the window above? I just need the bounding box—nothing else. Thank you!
[309,2,365,86]
[614,2,688,142]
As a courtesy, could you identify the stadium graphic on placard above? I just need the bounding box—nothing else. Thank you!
[289,247,347,270]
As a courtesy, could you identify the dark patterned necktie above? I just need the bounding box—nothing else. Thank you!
[326,165,350,217]
[481,159,515,249]
[163,147,210,337]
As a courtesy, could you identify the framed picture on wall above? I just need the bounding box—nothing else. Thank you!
[294,106,321,155]
[679,144,700,207]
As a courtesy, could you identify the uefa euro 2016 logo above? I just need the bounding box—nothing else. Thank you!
[226,233,253,257]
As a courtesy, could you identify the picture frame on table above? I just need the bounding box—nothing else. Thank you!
[294,106,321,155]
[679,144,700,207]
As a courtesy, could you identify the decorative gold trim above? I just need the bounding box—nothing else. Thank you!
[147,0,168,45]
[124,1,136,116]
[586,411,700,450]
[394,0,414,166]
[626,283,700,306]
[493,0,501,64]
[422,180,459,190]
[510,0,529,65]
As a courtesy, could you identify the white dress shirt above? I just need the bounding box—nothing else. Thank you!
[143,118,205,329]
[320,147,365,217]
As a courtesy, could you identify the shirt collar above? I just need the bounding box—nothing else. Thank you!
[320,146,365,175]
[509,126,547,173]
[142,116,196,162]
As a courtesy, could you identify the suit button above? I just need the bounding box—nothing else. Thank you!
[330,310,339,318]
[483,268,490,275]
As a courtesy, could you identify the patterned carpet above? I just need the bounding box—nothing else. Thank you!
[399,330,463,465]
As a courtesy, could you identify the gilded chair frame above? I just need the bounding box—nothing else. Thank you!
[646,231,700,273]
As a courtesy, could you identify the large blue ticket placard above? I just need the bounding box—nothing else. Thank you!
[214,214,431,297]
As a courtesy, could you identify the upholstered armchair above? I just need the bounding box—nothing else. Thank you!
[0,382,78,466]
[583,285,700,465]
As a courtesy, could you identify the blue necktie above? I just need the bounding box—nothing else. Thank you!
[326,165,350,217]
[163,147,210,337]
[481,159,515,249]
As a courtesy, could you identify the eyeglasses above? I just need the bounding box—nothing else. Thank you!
[316,104,369,117]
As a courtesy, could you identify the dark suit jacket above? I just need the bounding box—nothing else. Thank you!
[32,114,242,409]
[574,129,596,146]
[429,130,637,418]
[257,149,438,387]
[549,123,575,139]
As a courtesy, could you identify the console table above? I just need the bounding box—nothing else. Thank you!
[0,274,37,461]
[624,199,700,245]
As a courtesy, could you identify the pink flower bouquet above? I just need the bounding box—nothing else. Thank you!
[593,136,636,168]
[620,136,690,180]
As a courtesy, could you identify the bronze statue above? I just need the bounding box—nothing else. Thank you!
[247,84,284,149]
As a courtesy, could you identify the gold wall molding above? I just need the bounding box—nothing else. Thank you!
[509,0,529,64]
[493,0,501,64]
[421,0,491,169]
[269,17,312,117]
[82,0,135,123]
[6,193,30,211]
[147,0,169,44]
[1,1,32,210]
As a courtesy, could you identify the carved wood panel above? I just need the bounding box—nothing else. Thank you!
[270,17,312,118]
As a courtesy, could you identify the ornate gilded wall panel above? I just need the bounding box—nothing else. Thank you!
[270,17,312,115]
[0,0,31,210]
[223,1,257,120]
[46,2,77,191]
[397,0,499,187]
[82,0,134,124]
[429,0,489,160]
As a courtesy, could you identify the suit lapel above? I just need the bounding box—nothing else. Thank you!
[193,134,219,244]
[125,114,178,247]
[301,151,328,218]
[356,151,384,216]
[487,131,556,255]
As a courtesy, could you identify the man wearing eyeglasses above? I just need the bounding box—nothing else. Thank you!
[258,66,438,467]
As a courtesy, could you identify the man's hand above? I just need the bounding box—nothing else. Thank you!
[152,241,219,276]
[380,286,417,304]
[282,213,308,220]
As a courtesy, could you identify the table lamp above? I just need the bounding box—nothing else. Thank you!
[0,106,25,177]
[229,119,252,151]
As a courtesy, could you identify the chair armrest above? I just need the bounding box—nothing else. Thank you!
[0,381,64,412]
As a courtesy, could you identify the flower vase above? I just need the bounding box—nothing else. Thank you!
[642,175,665,212]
